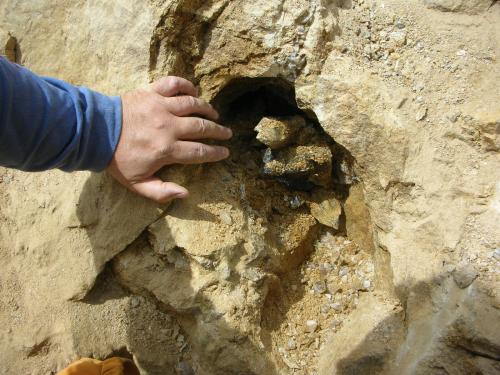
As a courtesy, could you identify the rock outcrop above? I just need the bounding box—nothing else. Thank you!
[0,0,499,374]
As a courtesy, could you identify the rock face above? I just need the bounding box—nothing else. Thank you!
[423,0,496,14]
[0,0,499,375]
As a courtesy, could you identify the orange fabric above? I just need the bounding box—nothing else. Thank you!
[57,357,140,375]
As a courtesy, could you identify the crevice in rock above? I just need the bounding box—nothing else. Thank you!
[212,76,379,372]
[79,75,385,374]
[26,338,52,358]
[81,263,130,305]
[104,346,134,361]
[4,33,21,63]
[149,0,229,82]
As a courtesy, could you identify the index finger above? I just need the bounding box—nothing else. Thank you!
[149,76,198,98]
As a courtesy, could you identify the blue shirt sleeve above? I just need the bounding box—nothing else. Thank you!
[0,57,122,172]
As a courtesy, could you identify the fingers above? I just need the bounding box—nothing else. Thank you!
[131,177,189,204]
[150,76,198,98]
[175,117,232,141]
[164,96,219,121]
[170,141,230,164]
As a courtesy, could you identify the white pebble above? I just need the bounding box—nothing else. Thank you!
[220,211,233,225]
[331,303,342,311]
[492,249,500,261]
[339,267,349,277]
[305,320,318,333]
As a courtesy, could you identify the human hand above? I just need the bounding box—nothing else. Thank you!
[107,77,232,203]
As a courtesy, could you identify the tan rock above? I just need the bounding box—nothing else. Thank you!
[318,294,404,374]
[263,144,333,188]
[423,0,495,14]
[344,183,374,252]
[254,116,305,149]
[310,191,342,230]
[1,0,499,374]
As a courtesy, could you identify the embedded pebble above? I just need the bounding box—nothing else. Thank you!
[452,264,479,289]
[305,320,318,333]
[448,112,461,123]
[331,302,342,311]
[217,262,231,280]
[290,196,303,209]
[388,30,407,48]
[362,280,372,291]
[319,262,334,277]
[492,249,500,261]
[220,211,233,225]
[339,267,349,277]
[415,107,428,121]
[395,20,405,29]
[262,148,273,163]
[313,281,327,294]
[239,184,246,199]
[130,296,141,308]
[287,338,297,350]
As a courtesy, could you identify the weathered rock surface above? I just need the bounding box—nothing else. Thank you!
[309,190,342,230]
[318,294,404,374]
[452,264,479,289]
[263,144,333,188]
[0,0,499,374]
[423,0,496,14]
[255,116,305,149]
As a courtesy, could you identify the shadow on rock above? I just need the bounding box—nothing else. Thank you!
[319,274,500,375]
[75,170,281,374]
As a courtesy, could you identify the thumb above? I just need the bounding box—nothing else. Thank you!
[131,177,189,204]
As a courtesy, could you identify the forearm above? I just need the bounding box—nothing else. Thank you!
[0,57,122,172]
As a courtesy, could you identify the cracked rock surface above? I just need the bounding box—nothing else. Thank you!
[1,0,499,374]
